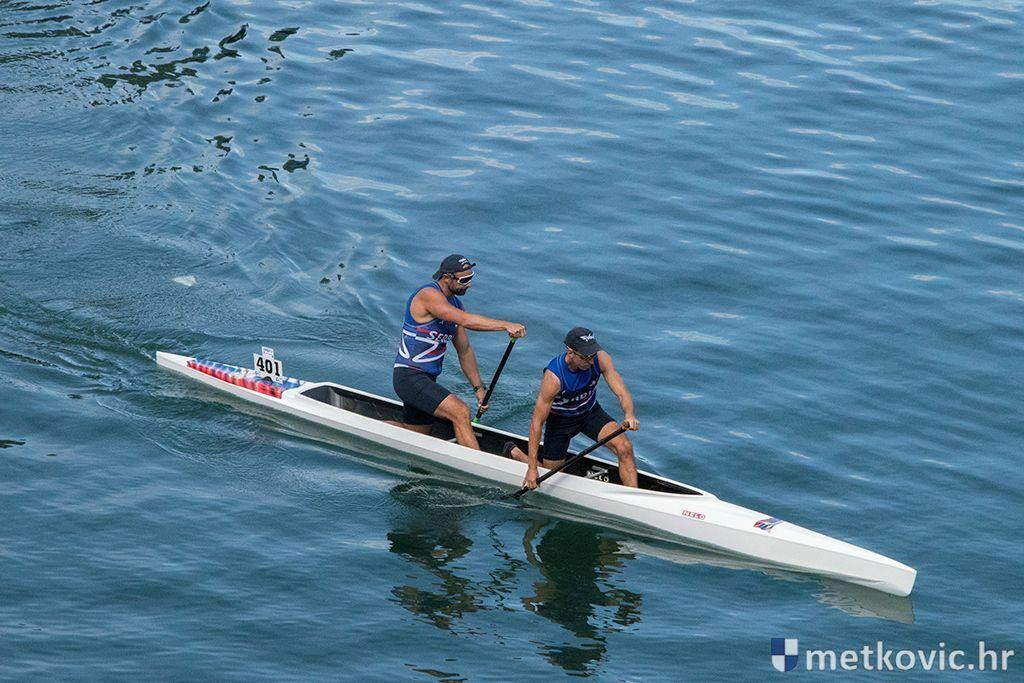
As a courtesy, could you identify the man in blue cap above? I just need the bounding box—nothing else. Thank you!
[506,327,640,488]
[391,254,526,450]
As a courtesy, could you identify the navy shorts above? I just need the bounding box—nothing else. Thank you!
[540,404,616,461]
[393,367,451,425]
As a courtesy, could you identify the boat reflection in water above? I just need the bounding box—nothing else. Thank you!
[205,397,915,629]
[284,411,914,626]
[519,519,643,674]
[386,478,913,658]
[386,477,529,628]
[621,538,914,624]
[387,527,484,632]
[387,480,644,676]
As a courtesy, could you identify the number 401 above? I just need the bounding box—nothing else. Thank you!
[254,355,282,377]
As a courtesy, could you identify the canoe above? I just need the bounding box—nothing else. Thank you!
[155,351,916,596]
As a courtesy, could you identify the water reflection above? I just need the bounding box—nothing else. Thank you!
[226,406,915,631]
[387,482,644,676]
[388,528,483,631]
[623,539,915,623]
[520,519,643,675]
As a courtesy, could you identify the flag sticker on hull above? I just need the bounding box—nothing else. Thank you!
[754,517,784,532]
[187,358,301,398]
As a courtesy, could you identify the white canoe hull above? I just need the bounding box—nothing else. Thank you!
[155,351,916,596]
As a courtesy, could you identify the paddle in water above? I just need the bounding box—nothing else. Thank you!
[473,335,517,423]
[511,424,628,499]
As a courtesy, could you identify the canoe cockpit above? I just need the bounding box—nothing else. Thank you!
[301,383,701,495]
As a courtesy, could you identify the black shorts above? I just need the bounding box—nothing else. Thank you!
[540,404,615,461]
[393,367,451,425]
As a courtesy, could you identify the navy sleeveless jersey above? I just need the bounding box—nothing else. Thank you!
[546,353,602,416]
[394,282,463,377]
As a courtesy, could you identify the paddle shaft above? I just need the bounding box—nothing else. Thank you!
[473,336,516,422]
[511,425,628,499]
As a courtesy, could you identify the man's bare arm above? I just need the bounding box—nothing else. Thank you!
[598,351,639,430]
[415,288,525,337]
[453,326,483,384]
[523,371,560,488]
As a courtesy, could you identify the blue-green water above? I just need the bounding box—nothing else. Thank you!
[2,0,1022,678]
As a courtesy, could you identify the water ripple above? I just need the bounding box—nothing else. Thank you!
[3,0,1023,676]
[481,124,619,141]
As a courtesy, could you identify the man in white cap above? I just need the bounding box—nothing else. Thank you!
[506,327,640,488]
[391,254,526,449]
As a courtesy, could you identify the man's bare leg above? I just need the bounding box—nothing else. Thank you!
[434,394,479,450]
[598,420,638,487]
[511,429,637,486]
[507,446,563,470]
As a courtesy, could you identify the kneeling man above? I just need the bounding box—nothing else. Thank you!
[508,327,639,488]
[392,254,526,449]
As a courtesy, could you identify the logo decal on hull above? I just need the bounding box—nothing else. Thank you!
[754,517,784,532]
[681,510,705,520]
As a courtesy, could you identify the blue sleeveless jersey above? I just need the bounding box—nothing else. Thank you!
[394,282,463,377]
[546,353,602,416]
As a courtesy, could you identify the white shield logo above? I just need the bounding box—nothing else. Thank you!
[771,638,799,672]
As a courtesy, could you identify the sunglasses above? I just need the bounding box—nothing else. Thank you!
[568,347,595,361]
[449,272,474,285]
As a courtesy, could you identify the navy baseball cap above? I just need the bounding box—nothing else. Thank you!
[565,327,601,356]
[433,254,476,280]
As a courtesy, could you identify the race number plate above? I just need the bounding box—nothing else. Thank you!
[253,346,283,380]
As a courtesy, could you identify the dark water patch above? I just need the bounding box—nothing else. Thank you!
[92,46,210,99]
[0,347,58,368]
[3,26,88,39]
[281,153,308,173]
[3,3,70,12]
[178,2,209,25]
[143,45,177,56]
[136,12,166,27]
[97,170,136,181]
[268,27,298,43]
[0,12,74,28]
[216,24,248,58]
[0,48,62,64]
[405,665,465,682]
